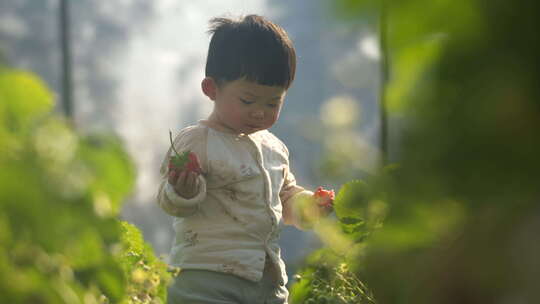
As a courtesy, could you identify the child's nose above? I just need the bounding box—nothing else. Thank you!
[251,110,264,119]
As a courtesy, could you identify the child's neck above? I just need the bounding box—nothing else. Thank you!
[203,113,241,135]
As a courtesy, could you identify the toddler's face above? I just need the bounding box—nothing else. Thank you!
[210,78,286,134]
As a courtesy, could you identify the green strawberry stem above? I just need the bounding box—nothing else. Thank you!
[169,130,181,157]
[168,130,191,169]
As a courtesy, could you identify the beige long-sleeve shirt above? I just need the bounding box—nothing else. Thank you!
[156,121,314,285]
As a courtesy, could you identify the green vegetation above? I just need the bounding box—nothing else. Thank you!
[291,0,540,303]
[3,0,540,302]
[0,67,172,303]
[290,172,392,304]
[119,221,177,303]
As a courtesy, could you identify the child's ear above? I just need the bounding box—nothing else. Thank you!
[201,77,217,100]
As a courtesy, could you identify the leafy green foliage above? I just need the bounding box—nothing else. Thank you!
[290,177,387,303]
[291,249,375,304]
[119,221,176,303]
[0,67,172,303]
[293,0,540,303]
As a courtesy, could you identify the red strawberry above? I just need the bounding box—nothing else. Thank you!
[168,151,202,173]
[185,152,201,174]
[313,186,335,208]
[169,169,178,179]
[185,152,202,174]
[168,130,202,174]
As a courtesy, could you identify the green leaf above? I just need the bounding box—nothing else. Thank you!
[171,151,190,168]
[340,217,364,225]
[0,69,53,133]
[0,68,169,303]
[334,179,371,221]
[386,37,443,113]
[78,134,136,215]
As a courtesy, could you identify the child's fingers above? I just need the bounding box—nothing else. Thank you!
[186,171,199,190]
[185,171,195,188]
[168,169,178,184]
[185,172,193,189]
[182,171,191,189]
[320,204,333,216]
[192,172,199,189]
[175,170,188,188]
[171,170,200,198]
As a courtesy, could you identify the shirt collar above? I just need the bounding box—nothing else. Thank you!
[198,120,265,140]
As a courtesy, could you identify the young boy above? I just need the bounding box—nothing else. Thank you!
[157,14,333,304]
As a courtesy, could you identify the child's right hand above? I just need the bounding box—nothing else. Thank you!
[168,168,200,199]
[167,131,203,199]
[167,151,202,199]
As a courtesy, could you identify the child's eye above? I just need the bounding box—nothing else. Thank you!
[240,98,254,105]
[267,104,278,108]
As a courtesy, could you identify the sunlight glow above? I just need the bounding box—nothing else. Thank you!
[359,35,380,61]
[320,95,360,128]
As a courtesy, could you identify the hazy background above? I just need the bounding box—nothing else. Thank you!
[0,0,380,282]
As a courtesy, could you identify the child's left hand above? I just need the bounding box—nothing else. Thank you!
[313,186,335,217]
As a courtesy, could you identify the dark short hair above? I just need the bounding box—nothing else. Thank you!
[205,15,296,89]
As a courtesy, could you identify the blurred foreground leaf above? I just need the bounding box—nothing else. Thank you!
[293,0,540,303]
[0,67,171,303]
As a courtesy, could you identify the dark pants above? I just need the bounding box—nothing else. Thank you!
[167,261,288,304]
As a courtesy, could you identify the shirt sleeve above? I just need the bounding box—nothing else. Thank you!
[156,126,208,217]
[277,141,317,230]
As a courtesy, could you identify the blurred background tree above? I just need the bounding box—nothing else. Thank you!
[291,0,540,303]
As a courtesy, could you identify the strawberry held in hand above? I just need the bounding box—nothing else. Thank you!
[296,186,335,226]
[168,130,202,176]
[313,186,335,209]
[168,151,202,174]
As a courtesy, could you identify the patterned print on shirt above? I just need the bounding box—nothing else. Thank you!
[184,230,199,247]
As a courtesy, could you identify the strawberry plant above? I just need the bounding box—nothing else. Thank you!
[290,176,388,304]
[291,249,376,304]
[119,221,177,303]
[0,67,172,303]
[293,0,540,303]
